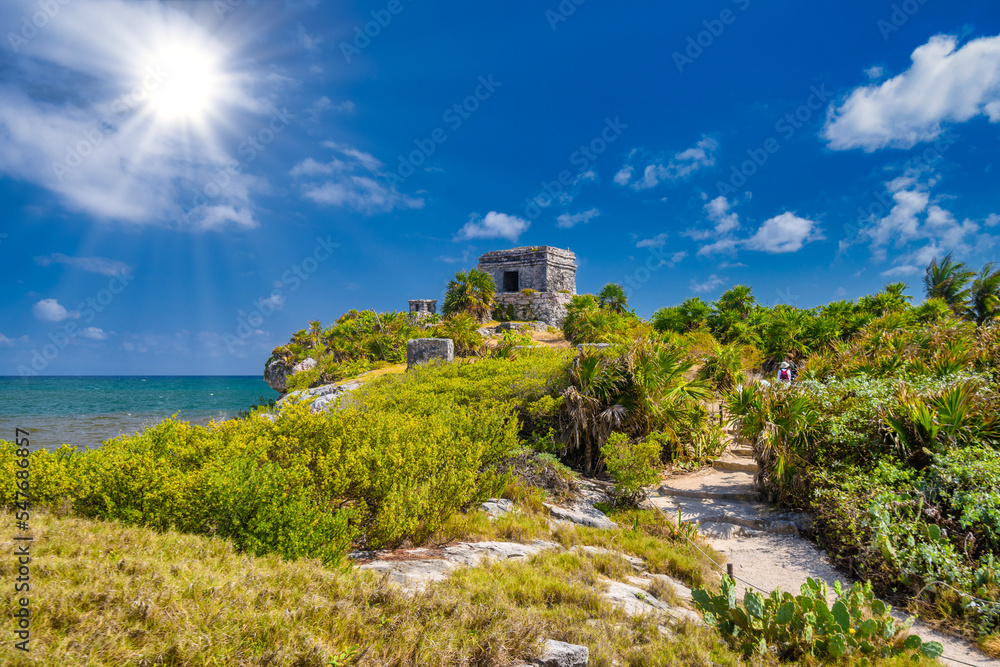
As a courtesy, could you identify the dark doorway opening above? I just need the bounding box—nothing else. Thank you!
[503,271,519,292]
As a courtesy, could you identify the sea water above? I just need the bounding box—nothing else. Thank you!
[0,376,278,450]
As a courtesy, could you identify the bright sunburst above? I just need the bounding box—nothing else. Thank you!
[146,44,220,124]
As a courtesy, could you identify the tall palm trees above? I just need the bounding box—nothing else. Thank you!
[970,263,1000,325]
[924,253,976,315]
[443,269,496,322]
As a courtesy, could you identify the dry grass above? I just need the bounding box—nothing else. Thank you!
[0,510,741,667]
[347,363,407,384]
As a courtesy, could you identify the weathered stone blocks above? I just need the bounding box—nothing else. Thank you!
[406,338,454,369]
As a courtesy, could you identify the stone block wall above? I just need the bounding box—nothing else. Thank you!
[477,246,576,294]
[494,291,573,328]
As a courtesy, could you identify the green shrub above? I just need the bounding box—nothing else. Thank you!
[693,575,943,661]
[600,432,660,506]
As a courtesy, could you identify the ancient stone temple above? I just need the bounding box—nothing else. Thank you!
[476,246,577,327]
[477,246,577,294]
[407,299,437,320]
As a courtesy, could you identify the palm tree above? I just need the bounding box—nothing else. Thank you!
[598,283,628,314]
[970,262,1000,325]
[923,254,975,316]
[715,285,755,319]
[442,269,496,322]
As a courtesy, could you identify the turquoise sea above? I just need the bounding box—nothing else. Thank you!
[0,376,278,450]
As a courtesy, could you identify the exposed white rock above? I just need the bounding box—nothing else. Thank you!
[543,502,617,530]
[479,498,515,517]
[535,639,589,667]
[275,380,363,413]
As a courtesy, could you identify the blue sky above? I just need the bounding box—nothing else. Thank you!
[1,0,999,375]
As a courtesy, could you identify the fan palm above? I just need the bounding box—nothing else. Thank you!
[598,282,629,314]
[442,268,496,322]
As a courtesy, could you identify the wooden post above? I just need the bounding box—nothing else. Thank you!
[727,563,734,579]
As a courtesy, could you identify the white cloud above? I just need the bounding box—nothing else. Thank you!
[986,213,1000,227]
[690,274,725,293]
[615,136,718,190]
[79,327,108,340]
[0,333,30,346]
[292,142,424,214]
[455,211,530,242]
[693,198,822,256]
[307,96,354,120]
[881,265,922,277]
[744,212,824,253]
[33,298,79,322]
[296,23,322,54]
[865,65,885,80]
[824,34,1000,151]
[613,166,633,186]
[636,233,668,248]
[0,0,278,229]
[35,253,132,276]
[556,208,600,229]
[689,196,741,249]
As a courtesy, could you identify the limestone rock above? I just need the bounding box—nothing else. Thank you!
[264,355,290,392]
[406,338,454,369]
[276,380,362,413]
[535,639,588,667]
[479,498,515,517]
[576,343,611,352]
[543,502,617,530]
[263,356,317,393]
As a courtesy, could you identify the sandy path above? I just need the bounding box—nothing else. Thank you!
[652,468,995,666]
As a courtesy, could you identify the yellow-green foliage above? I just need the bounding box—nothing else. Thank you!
[2,351,575,565]
[600,432,661,506]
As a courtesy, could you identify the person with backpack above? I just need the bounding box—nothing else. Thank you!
[777,361,793,383]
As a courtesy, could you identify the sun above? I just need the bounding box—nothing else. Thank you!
[145,43,220,123]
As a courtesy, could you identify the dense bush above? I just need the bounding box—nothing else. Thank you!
[724,316,1000,640]
[1,354,585,563]
[600,432,660,506]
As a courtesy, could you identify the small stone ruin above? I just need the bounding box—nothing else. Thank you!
[408,299,437,321]
[476,246,577,327]
[406,338,454,369]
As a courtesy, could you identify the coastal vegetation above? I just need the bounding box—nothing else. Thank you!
[3,254,999,664]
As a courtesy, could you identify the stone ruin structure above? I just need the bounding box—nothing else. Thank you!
[476,246,576,327]
[407,299,437,321]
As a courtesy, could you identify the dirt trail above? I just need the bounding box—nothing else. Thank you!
[651,461,995,667]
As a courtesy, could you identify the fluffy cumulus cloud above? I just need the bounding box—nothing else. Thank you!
[556,208,600,229]
[79,327,108,340]
[614,137,718,190]
[455,211,530,242]
[35,253,132,276]
[0,0,281,229]
[744,212,825,253]
[636,233,668,248]
[824,34,1000,151]
[32,298,79,322]
[692,196,822,256]
[291,141,424,214]
[690,274,725,293]
[850,174,995,276]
